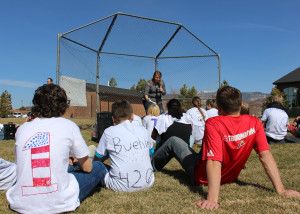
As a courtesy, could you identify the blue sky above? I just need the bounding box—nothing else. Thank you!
[1,0,299,109]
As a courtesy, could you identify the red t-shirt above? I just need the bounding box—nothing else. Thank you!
[194,114,269,185]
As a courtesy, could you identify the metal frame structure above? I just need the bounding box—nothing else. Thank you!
[57,12,221,120]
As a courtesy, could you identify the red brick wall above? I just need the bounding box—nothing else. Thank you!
[64,92,146,118]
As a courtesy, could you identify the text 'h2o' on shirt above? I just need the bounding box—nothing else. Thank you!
[96,120,155,192]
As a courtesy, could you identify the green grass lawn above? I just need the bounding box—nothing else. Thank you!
[1,118,300,213]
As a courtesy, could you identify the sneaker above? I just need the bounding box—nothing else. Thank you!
[88,145,97,159]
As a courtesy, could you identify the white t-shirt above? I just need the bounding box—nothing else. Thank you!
[186,107,208,141]
[6,117,90,214]
[96,120,155,192]
[132,114,142,126]
[155,114,177,135]
[155,114,192,135]
[0,158,17,191]
[206,108,218,119]
[142,115,158,139]
[261,108,289,140]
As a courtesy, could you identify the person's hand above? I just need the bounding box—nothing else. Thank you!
[197,200,219,210]
[69,155,78,165]
[158,87,164,93]
[280,190,300,197]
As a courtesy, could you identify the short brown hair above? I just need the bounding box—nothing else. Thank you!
[112,100,133,123]
[206,99,216,108]
[240,102,249,115]
[216,86,242,113]
[32,84,69,118]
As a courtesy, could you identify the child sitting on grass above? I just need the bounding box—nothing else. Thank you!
[142,103,160,140]
[6,84,106,213]
[93,100,155,192]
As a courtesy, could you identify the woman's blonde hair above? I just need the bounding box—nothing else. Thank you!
[147,103,160,117]
[192,96,206,120]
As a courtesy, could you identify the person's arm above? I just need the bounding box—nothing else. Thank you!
[197,160,221,210]
[77,155,93,173]
[261,121,266,128]
[259,150,300,196]
[93,151,109,162]
[144,81,151,102]
[159,81,166,95]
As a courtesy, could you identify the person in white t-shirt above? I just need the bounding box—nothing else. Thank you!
[0,158,16,191]
[206,99,218,119]
[93,100,155,192]
[261,95,289,144]
[142,104,160,140]
[6,84,106,214]
[186,96,208,145]
[152,99,192,150]
[132,114,142,126]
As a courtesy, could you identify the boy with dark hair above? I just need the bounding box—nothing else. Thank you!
[47,78,53,84]
[94,100,155,192]
[151,86,300,210]
[261,94,289,144]
[6,84,106,213]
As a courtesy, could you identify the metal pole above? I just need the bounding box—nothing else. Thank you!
[96,53,100,123]
[218,54,221,88]
[91,95,93,118]
[155,58,158,71]
[56,34,61,85]
[98,14,118,52]
[156,25,181,59]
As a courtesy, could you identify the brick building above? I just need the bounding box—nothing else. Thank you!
[64,83,145,118]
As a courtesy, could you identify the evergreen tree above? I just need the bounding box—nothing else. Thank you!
[0,90,12,118]
[178,84,198,109]
[109,77,117,87]
[130,79,147,93]
[262,87,287,112]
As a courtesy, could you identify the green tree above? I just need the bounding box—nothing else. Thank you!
[178,84,188,98]
[130,79,147,93]
[220,80,229,87]
[178,84,198,109]
[109,77,117,87]
[130,84,136,90]
[262,87,287,112]
[0,90,12,118]
[19,106,26,110]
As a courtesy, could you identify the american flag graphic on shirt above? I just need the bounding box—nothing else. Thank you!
[22,132,58,196]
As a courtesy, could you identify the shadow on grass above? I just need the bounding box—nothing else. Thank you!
[161,169,206,197]
[234,179,274,192]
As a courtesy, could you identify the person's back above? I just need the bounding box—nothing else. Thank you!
[6,118,86,213]
[143,114,158,137]
[6,84,106,213]
[132,114,142,126]
[262,107,289,141]
[95,100,155,192]
[186,97,208,144]
[195,114,267,184]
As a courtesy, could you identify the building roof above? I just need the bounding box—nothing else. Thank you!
[273,67,300,85]
[86,83,143,98]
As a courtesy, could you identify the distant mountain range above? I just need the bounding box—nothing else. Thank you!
[196,91,268,102]
[164,91,268,116]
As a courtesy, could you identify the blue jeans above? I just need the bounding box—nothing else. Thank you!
[69,161,107,202]
[151,136,202,179]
